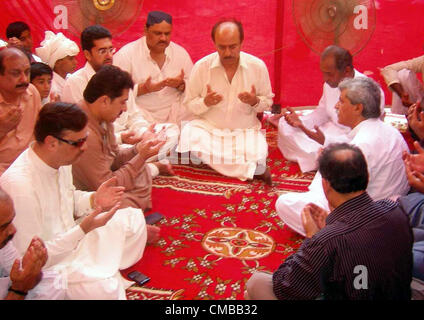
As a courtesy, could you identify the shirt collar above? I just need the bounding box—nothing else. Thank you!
[84,62,97,78]
[141,36,171,62]
[347,118,379,139]
[326,192,373,225]
[79,101,107,135]
[28,142,59,176]
[210,52,247,70]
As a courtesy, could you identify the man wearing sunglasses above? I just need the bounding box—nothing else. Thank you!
[0,102,156,299]
[62,25,114,104]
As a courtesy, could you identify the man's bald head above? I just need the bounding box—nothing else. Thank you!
[318,143,369,194]
[321,45,353,73]
[0,47,29,75]
[0,188,16,249]
[211,19,244,43]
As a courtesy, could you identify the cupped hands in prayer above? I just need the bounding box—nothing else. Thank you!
[93,177,125,210]
[238,85,259,106]
[9,237,47,294]
[204,84,223,107]
[301,203,329,238]
[0,105,23,139]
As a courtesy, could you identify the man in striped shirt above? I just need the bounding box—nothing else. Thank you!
[245,143,413,300]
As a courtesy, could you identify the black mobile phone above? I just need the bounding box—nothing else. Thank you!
[128,271,150,286]
[145,212,164,225]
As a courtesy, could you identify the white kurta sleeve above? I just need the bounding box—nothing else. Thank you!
[61,76,83,104]
[253,61,274,113]
[3,190,85,268]
[2,181,85,268]
[381,55,424,87]
[301,89,331,129]
[183,63,210,116]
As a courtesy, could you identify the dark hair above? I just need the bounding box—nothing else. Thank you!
[83,65,134,103]
[211,19,244,43]
[0,47,30,75]
[30,62,52,82]
[6,21,30,39]
[318,143,369,193]
[34,102,88,143]
[321,45,353,72]
[81,25,112,52]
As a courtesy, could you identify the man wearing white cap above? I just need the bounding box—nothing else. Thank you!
[36,31,79,100]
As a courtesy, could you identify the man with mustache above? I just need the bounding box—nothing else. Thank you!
[0,47,42,175]
[114,10,193,124]
[72,65,168,213]
[62,25,179,162]
[177,19,274,184]
[62,25,114,104]
[0,187,65,300]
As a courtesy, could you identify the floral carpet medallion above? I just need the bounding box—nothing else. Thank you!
[124,121,310,300]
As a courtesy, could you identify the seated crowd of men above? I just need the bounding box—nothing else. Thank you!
[0,10,423,300]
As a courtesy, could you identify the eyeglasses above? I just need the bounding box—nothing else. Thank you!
[53,135,88,148]
[97,47,116,55]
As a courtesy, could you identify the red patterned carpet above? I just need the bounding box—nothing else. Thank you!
[122,119,314,300]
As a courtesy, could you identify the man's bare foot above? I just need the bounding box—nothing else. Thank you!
[146,225,160,245]
[154,161,175,176]
[254,167,272,186]
[267,114,283,127]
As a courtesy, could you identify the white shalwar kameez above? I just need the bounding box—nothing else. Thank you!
[177,52,274,180]
[276,118,410,236]
[0,145,147,300]
[114,36,194,124]
[61,62,95,104]
[277,70,385,172]
[51,71,67,100]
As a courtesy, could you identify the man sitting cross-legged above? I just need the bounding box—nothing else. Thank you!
[246,143,413,300]
[276,77,409,236]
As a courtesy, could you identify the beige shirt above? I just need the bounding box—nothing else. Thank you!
[0,84,42,175]
[381,55,424,87]
[72,102,153,210]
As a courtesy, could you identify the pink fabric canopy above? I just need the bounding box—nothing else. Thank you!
[0,0,423,107]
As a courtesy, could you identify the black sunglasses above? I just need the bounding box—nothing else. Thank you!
[53,135,88,148]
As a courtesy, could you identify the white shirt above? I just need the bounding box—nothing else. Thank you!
[276,117,410,236]
[61,62,95,104]
[114,37,193,123]
[184,51,274,130]
[315,118,410,199]
[0,146,92,268]
[51,71,67,99]
[301,70,386,130]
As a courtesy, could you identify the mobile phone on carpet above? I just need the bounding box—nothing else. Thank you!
[145,212,164,225]
[128,271,150,286]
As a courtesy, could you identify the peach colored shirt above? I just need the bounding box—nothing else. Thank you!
[0,84,42,175]
[72,101,153,210]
